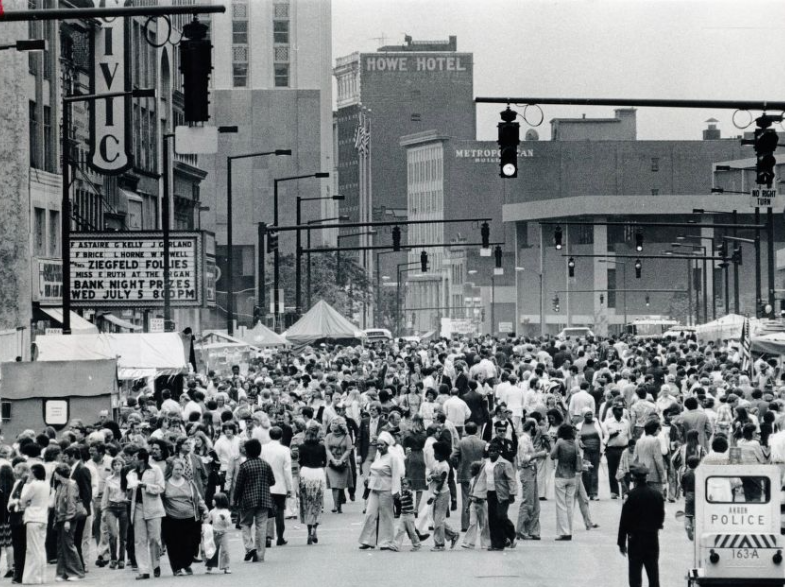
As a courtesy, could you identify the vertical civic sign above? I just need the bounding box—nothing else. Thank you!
[89,0,133,175]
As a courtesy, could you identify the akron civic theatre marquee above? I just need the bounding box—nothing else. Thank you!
[69,231,210,308]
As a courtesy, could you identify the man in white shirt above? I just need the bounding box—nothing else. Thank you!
[503,376,525,433]
[160,389,181,416]
[183,390,204,422]
[86,443,113,566]
[214,423,242,494]
[443,389,471,437]
[568,384,596,424]
[262,427,293,547]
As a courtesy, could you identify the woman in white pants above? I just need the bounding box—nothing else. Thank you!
[20,464,49,584]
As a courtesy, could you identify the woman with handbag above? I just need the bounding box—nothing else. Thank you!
[161,459,207,576]
[324,418,353,514]
[52,464,84,581]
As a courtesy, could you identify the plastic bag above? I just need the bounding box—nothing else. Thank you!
[201,523,216,560]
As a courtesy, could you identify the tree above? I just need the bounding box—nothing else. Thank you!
[272,251,373,316]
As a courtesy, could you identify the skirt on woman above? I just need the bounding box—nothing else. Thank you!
[299,467,325,526]
[405,449,427,491]
[0,523,12,548]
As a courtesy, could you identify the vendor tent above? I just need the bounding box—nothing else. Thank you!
[34,333,190,379]
[283,300,365,347]
[0,359,117,438]
[695,314,748,342]
[199,330,261,349]
[751,332,785,355]
[238,323,289,348]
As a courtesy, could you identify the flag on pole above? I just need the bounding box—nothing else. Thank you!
[354,110,370,156]
[740,317,752,377]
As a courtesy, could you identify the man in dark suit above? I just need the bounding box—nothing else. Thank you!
[450,422,486,531]
[233,439,276,563]
[618,464,665,587]
[462,380,489,428]
[454,362,470,397]
[64,445,92,569]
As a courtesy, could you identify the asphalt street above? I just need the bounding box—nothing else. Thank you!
[34,466,692,587]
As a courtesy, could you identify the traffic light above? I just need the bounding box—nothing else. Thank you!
[645,294,650,307]
[420,250,429,272]
[635,232,643,252]
[497,107,520,178]
[553,295,560,312]
[267,230,279,253]
[392,226,401,251]
[253,305,263,324]
[718,241,727,260]
[568,256,575,277]
[180,18,212,123]
[495,246,503,269]
[755,128,778,187]
[481,222,490,249]
[554,226,563,250]
[732,244,742,266]
[634,258,642,279]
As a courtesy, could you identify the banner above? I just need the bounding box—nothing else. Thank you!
[33,258,63,305]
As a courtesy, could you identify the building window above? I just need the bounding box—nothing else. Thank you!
[607,268,617,309]
[232,20,248,44]
[274,64,289,87]
[651,157,659,172]
[1,402,10,423]
[232,2,247,17]
[274,46,289,62]
[34,208,45,256]
[411,113,421,122]
[273,20,289,44]
[43,105,54,172]
[651,188,659,196]
[273,2,289,18]
[29,101,40,169]
[233,63,248,88]
[49,210,59,255]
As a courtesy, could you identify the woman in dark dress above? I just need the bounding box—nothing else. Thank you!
[402,415,427,509]
[298,424,327,545]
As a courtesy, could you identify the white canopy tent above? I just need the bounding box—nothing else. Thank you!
[694,314,750,342]
[34,333,190,379]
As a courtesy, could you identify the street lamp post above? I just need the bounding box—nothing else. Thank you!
[673,243,707,323]
[62,87,155,334]
[598,259,628,331]
[273,172,329,331]
[226,149,291,335]
[295,194,344,315]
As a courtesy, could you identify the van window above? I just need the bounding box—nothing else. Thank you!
[705,476,770,504]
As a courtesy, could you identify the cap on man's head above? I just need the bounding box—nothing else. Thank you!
[493,420,508,429]
[629,463,650,478]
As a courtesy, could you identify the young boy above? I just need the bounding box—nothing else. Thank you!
[681,455,700,541]
[461,461,490,550]
[394,478,422,551]
[616,439,637,499]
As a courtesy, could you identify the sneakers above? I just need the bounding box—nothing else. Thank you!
[173,570,184,577]
[411,545,421,551]
[430,546,445,551]
[224,569,232,574]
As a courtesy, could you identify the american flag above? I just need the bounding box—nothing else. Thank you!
[354,110,370,156]
[740,317,752,377]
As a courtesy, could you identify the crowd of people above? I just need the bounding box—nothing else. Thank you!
[0,331,780,582]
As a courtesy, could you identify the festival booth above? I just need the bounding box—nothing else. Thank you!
[751,332,785,357]
[283,300,366,348]
[195,330,265,375]
[0,359,117,438]
[237,323,290,348]
[694,314,748,342]
[33,333,192,399]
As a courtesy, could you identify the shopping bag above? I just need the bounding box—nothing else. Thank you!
[201,523,216,560]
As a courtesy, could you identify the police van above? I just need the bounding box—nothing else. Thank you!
[688,462,784,587]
